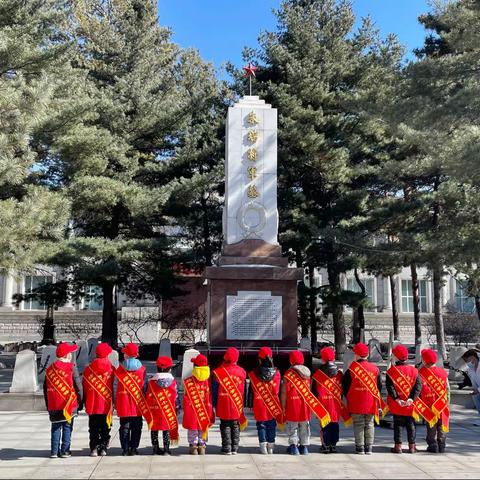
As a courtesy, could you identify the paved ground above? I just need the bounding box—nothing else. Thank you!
[1,406,480,479]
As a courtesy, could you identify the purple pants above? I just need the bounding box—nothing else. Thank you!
[187,429,206,446]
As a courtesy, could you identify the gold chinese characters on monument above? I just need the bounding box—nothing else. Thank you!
[246,110,260,199]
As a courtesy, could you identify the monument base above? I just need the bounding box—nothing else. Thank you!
[204,240,303,349]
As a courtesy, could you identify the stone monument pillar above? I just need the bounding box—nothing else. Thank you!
[205,96,303,349]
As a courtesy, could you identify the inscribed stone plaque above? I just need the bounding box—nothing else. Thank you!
[226,291,282,341]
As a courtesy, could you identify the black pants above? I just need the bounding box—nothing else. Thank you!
[88,414,111,451]
[321,421,339,447]
[393,415,416,444]
[151,430,170,449]
[220,419,240,453]
[119,416,143,451]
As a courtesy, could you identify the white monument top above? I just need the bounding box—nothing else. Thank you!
[223,95,279,245]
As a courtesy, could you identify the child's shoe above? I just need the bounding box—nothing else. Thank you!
[287,444,300,455]
[298,445,309,455]
[355,445,365,455]
[60,451,71,458]
[189,445,198,455]
[50,453,58,459]
[259,442,268,455]
[98,449,107,457]
[267,442,275,454]
[198,444,206,455]
[329,445,337,453]
[408,443,417,454]
[89,449,98,457]
[364,445,373,455]
[221,449,232,455]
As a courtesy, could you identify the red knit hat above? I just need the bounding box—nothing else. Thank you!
[392,344,409,361]
[191,354,208,367]
[96,342,112,359]
[56,342,77,358]
[258,346,273,360]
[121,343,139,358]
[422,349,437,365]
[352,342,369,358]
[224,347,239,364]
[156,356,173,368]
[289,350,304,366]
[320,347,335,362]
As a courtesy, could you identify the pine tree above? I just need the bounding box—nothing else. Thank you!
[39,0,188,346]
[0,0,70,271]
[233,0,403,356]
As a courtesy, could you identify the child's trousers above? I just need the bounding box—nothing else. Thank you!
[286,420,310,446]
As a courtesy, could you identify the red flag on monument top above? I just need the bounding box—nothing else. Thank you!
[243,63,257,95]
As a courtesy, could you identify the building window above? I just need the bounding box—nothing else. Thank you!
[455,280,475,313]
[346,278,375,312]
[24,275,54,310]
[83,285,103,310]
[401,279,428,313]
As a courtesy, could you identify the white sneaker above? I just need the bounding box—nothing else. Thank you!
[259,442,268,454]
[267,442,275,454]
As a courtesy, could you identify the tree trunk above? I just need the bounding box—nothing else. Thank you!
[308,264,317,353]
[390,275,400,340]
[296,250,309,337]
[102,283,118,348]
[410,262,422,345]
[327,264,346,359]
[353,268,366,344]
[42,305,56,345]
[200,192,212,266]
[475,295,480,324]
[432,264,447,360]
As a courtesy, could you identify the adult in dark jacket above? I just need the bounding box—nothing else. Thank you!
[43,342,83,458]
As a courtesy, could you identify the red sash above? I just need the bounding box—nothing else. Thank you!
[46,364,76,423]
[83,365,113,427]
[184,377,212,440]
[386,366,437,426]
[214,367,248,430]
[420,367,450,432]
[249,371,284,429]
[312,369,352,427]
[115,365,153,428]
[149,381,179,444]
[349,361,385,424]
[284,369,331,427]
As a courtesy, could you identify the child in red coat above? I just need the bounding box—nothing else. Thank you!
[313,347,344,453]
[146,356,179,455]
[249,346,282,454]
[44,342,83,458]
[213,348,247,455]
[114,343,146,456]
[280,350,312,455]
[182,354,214,455]
[83,342,114,457]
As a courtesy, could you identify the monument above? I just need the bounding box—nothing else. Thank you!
[204,86,303,349]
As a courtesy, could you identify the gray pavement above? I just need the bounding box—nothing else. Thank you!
[1,406,480,479]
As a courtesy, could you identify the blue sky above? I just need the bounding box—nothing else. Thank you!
[158,0,432,73]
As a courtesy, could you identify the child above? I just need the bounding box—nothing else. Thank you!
[419,349,450,453]
[342,342,382,455]
[146,356,179,455]
[43,342,83,458]
[312,347,345,453]
[248,346,282,454]
[213,347,247,455]
[114,342,147,456]
[280,350,312,455]
[83,342,115,457]
[182,354,214,455]
[386,344,422,454]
